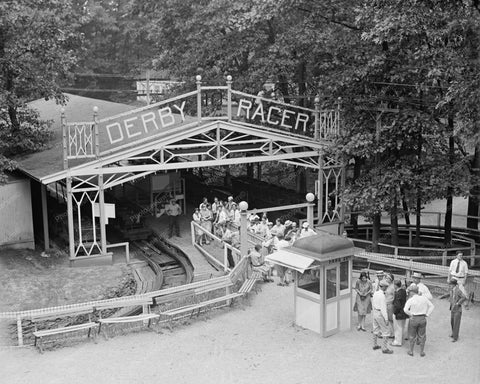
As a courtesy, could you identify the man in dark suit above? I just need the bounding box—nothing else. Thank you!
[449,277,468,342]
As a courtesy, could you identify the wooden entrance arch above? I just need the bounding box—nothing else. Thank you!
[45,76,345,262]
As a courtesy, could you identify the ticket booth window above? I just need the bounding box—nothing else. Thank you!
[326,267,337,299]
[340,260,349,291]
[298,268,320,295]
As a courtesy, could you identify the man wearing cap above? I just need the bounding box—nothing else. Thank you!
[449,277,467,342]
[411,272,433,300]
[448,252,468,287]
[165,199,182,238]
[403,283,435,357]
[299,222,316,238]
[371,279,394,354]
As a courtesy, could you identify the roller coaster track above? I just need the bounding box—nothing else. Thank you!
[132,236,194,293]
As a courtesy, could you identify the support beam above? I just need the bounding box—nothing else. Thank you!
[98,174,107,255]
[318,155,324,223]
[40,184,50,250]
[66,177,75,260]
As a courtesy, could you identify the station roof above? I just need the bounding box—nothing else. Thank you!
[17,94,136,182]
[266,232,354,272]
[291,232,354,260]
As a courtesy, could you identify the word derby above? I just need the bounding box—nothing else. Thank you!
[237,99,311,131]
[104,101,187,145]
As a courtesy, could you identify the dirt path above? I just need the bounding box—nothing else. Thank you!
[1,282,479,384]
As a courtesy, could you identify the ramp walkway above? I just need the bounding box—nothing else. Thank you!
[145,216,224,282]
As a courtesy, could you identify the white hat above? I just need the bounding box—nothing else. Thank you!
[407,283,419,293]
[302,222,309,228]
[412,272,422,279]
[284,220,292,226]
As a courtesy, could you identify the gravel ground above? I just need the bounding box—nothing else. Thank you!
[0,279,479,384]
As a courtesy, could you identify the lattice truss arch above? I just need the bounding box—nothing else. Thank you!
[68,121,328,189]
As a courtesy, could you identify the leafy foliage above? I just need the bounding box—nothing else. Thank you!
[0,0,82,181]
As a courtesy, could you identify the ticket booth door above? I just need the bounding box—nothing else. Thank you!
[324,264,340,337]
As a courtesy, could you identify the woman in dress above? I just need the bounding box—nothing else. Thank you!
[192,208,203,244]
[354,271,373,331]
[199,203,213,244]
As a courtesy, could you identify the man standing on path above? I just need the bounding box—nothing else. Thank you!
[449,277,468,342]
[448,252,468,287]
[403,284,435,357]
[371,280,393,354]
[165,199,182,238]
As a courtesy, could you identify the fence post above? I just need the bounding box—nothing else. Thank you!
[125,242,130,265]
[394,247,398,259]
[437,213,441,229]
[470,242,476,267]
[226,75,232,121]
[223,246,229,273]
[16,317,23,346]
[196,75,202,125]
[408,228,412,247]
[442,250,447,266]
[191,221,196,246]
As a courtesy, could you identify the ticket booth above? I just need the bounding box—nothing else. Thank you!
[266,232,354,337]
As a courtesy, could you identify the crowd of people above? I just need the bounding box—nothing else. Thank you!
[354,251,470,357]
[191,195,318,285]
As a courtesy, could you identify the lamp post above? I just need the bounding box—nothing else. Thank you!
[306,192,315,228]
[239,201,249,260]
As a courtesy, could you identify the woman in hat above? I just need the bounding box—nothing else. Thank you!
[354,271,373,331]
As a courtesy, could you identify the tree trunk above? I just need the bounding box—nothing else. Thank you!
[415,193,421,247]
[224,165,231,187]
[277,74,290,104]
[296,59,306,108]
[467,144,480,230]
[296,168,306,194]
[401,189,410,226]
[390,187,399,246]
[372,213,381,253]
[415,121,422,247]
[444,116,455,247]
[351,158,362,237]
[246,163,254,178]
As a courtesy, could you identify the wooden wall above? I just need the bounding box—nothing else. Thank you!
[0,176,35,249]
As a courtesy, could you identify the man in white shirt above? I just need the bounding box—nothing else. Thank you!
[371,280,394,354]
[411,272,433,300]
[299,222,316,238]
[403,283,435,357]
[448,252,468,286]
[273,234,291,286]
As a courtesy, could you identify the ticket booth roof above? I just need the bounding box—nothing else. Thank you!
[290,232,354,262]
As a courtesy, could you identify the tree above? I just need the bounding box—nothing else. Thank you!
[0,0,83,181]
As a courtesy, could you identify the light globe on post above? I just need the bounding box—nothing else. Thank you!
[238,201,249,265]
[306,193,315,203]
[196,75,202,82]
[239,201,249,211]
[226,75,232,82]
[305,193,315,227]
